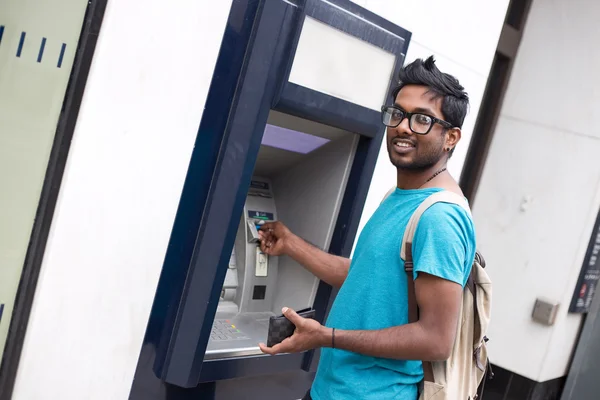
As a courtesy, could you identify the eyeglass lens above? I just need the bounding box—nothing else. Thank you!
[382,107,433,134]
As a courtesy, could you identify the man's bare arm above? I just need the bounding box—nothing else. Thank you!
[260,273,462,360]
[285,235,350,288]
[332,273,462,360]
[259,222,350,288]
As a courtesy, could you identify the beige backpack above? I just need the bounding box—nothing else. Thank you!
[383,189,493,400]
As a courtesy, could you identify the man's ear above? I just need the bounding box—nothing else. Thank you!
[445,127,461,151]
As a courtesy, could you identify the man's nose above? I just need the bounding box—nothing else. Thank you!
[395,116,413,135]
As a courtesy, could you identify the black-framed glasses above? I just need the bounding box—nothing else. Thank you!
[381,105,453,135]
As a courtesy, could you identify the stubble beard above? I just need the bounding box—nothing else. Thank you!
[387,141,445,171]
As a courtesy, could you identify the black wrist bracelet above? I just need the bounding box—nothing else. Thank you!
[332,328,335,349]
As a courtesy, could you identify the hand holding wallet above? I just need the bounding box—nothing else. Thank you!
[266,307,316,347]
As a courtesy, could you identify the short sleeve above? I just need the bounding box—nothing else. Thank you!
[411,202,476,287]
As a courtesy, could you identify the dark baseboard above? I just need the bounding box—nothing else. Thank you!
[481,364,566,400]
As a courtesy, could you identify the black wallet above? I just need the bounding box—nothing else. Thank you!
[267,307,316,347]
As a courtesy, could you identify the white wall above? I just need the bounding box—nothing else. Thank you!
[471,0,600,382]
[352,0,510,246]
[11,0,232,399]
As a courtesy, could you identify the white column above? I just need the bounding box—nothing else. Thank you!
[11,1,232,399]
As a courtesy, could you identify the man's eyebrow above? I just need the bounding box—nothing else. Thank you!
[393,104,438,117]
[412,107,437,116]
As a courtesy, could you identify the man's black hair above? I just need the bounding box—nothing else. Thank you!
[392,56,469,130]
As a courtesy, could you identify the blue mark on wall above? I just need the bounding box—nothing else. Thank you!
[0,304,4,324]
[38,37,47,63]
[0,25,68,68]
[57,43,66,68]
[16,31,26,57]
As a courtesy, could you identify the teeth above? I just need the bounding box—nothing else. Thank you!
[395,142,412,148]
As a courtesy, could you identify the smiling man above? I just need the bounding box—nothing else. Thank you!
[258,56,476,400]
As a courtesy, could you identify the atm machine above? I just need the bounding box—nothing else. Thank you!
[204,177,278,360]
[130,0,411,398]
[204,111,359,362]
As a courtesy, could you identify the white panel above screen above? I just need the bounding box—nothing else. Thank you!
[288,16,396,111]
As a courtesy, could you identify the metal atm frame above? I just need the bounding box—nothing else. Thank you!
[130,0,411,395]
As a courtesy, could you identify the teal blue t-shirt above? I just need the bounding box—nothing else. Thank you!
[311,187,476,400]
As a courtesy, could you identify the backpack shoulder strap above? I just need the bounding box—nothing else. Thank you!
[402,191,471,323]
[401,191,472,383]
[401,190,471,267]
[380,186,396,205]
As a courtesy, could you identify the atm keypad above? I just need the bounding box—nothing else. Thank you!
[210,319,250,341]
